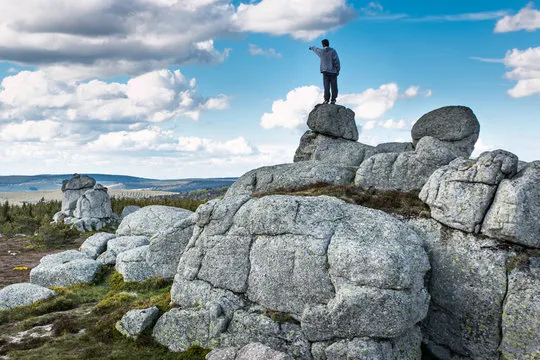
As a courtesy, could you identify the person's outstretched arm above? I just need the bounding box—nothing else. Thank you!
[309,46,324,57]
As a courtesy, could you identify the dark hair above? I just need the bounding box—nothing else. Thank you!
[321,39,329,47]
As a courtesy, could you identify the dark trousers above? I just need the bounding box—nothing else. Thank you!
[323,73,338,102]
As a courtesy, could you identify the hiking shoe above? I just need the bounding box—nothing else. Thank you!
[330,100,336,104]
[323,100,329,104]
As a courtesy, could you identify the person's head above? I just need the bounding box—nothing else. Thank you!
[321,39,329,48]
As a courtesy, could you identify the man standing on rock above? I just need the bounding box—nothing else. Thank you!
[309,39,340,104]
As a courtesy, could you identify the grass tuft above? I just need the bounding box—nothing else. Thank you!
[253,183,430,218]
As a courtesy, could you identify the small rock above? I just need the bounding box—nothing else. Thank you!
[30,255,102,288]
[411,105,480,158]
[116,205,193,237]
[207,342,294,360]
[116,306,160,339]
[80,232,117,259]
[116,246,156,282]
[0,283,56,310]
[97,235,149,265]
[307,104,359,141]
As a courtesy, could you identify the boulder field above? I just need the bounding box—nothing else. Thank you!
[1,104,538,360]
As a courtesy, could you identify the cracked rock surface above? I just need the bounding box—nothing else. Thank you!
[411,106,480,158]
[407,218,510,360]
[482,160,540,248]
[154,195,430,358]
[30,250,102,287]
[225,162,356,198]
[420,150,518,233]
[355,136,457,191]
[116,205,193,237]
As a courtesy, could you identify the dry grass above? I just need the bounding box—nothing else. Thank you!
[253,183,431,218]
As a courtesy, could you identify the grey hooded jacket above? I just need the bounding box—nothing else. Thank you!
[310,46,340,75]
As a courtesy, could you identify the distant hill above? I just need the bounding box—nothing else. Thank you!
[0,174,237,193]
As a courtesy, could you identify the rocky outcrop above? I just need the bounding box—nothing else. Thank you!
[79,232,116,259]
[407,219,509,360]
[207,342,294,360]
[482,161,540,248]
[307,104,358,141]
[225,162,356,198]
[55,174,118,231]
[61,174,96,215]
[116,205,193,237]
[293,131,376,166]
[30,250,102,287]
[73,184,113,219]
[0,283,56,310]
[420,150,518,233]
[97,235,149,265]
[411,106,480,158]
[355,136,457,191]
[500,257,540,359]
[146,215,195,278]
[116,306,160,340]
[116,245,156,282]
[153,195,430,358]
[310,328,422,360]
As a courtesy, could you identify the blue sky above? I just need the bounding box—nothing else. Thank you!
[0,0,538,179]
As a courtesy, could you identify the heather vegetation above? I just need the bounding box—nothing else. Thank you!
[253,183,431,218]
[0,267,210,359]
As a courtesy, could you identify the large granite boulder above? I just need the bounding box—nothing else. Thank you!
[79,232,117,259]
[61,174,96,215]
[154,195,430,358]
[116,246,156,282]
[97,235,149,265]
[30,250,102,287]
[482,161,540,248]
[307,104,358,141]
[74,184,113,219]
[147,215,195,278]
[355,136,457,191]
[116,205,193,237]
[225,162,356,198]
[207,342,293,360]
[500,257,540,359]
[411,106,480,158]
[0,283,56,310]
[420,150,518,233]
[293,131,375,166]
[407,218,510,360]
[116,306,160,340]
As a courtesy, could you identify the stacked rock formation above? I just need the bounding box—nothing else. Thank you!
[153,195,430,359]
[1,103,538,360]
[53,174,118,231]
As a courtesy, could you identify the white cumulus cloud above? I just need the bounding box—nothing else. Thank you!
[260,86,322,129]
[0,0,356,78]
[248,44,282,58]
[503,47,540,97]
[0,69,229,127]
[261,83,427,130]
[495,2,540,33]
[233,0,357,41]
